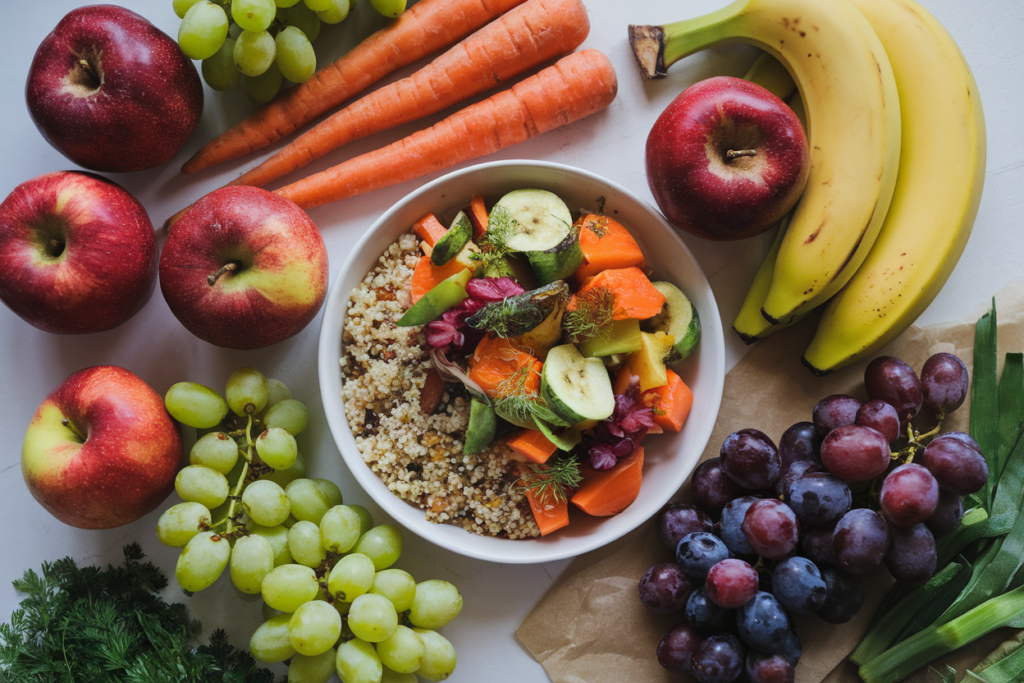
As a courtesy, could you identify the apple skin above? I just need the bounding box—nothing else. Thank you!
[0,170,157,334]
[159,186,329,350]
[646,76,809,241]
[21,366,182,530]
[25,5,203,173]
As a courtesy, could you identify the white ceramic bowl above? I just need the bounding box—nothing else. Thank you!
[318,160,725,564]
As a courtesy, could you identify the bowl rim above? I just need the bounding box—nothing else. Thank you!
[317,159,725,564]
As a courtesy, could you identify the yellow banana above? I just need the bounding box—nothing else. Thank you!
[801,0,985,374]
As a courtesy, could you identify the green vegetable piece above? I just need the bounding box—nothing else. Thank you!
[526,223,583,285]
[644,281,701,363]
[578,318,643,358]
[533,416,582,452]
[971,299,999,508]
[431,211,472,266]
[467,281,569,339]
[397,268,472,327]
[540,344,616,424]
[463,399,497,455]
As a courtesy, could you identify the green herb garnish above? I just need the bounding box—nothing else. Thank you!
[470,204,518,277]
[563,285,615,344]
[518,457,583,505]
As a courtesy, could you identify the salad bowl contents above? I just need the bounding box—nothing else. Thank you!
[319,160,725,563]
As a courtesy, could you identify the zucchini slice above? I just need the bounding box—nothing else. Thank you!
[540,344,616,424]
[645,281,701,363]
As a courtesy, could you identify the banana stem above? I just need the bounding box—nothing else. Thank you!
[628,0,745,78]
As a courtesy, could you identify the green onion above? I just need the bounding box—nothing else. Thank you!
[972,299,999,509]
[971,638,1024,683]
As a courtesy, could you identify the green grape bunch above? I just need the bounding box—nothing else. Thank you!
[157,367,461,682]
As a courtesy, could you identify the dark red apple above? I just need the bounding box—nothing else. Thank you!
[26,5,203,172]
[159,186,329,349]
[646,76,809,241]
[21,366,182,529]
[0,171,157,334]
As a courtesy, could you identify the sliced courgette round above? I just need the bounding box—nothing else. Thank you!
[645,281,701,363]
[527,224,583,285]
[540,344,615,424]
[496,189,573,253]
[431,211,472,266]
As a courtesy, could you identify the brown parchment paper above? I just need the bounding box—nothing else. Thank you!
[518,286,1024,683]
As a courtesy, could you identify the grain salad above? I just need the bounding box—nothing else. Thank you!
[340,232,540,539]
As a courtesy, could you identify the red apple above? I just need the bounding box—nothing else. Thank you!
[21,366,182,529]
[159,186,329,349]
[0,171,157,334]
[646,76,809,241]
[26,5,203,173]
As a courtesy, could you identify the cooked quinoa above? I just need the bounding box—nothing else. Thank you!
[340,232,540,539]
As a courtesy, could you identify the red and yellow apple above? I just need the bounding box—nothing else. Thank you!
[646,76,809,241]
[159,186,329,349]
[0,171,157,334]
[21,366,182,530]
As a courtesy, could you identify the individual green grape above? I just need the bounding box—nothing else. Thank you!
[175,465,230,509]
[250,613,297,663]
[242,479,291,526]
[348,504,374,536]
[335,638,383,683]
[275,26,316,82]
[408,579,464,629]
[165,381,229,428]
[156,502,212,547]
[288,520,327,567]
[316,0,350,24]
[286,478,332,524]
[313,479,343,507]
[353,524,403,571]
[320,505,361,554]
[173,0,205,19]
[266,378,292,409]
[244,61,284,103]
[288,647,336,683]
[202,37,241,91]
[370,569,416,612]
[381,667,418,683]
[176,531,230,592]
[376,625,424,674]
[256,427,298,469]
[261,564,319,612]
[327,553,375,602]
[264,399,309,435]
[348,593,398,643]
[302,0,332,11]
[263,450,306,487]
[414,629,457,681]
[288,600,342,656]
[178,1,230,60]
[230,534,275,594]
[278,4,321,42]
[248,522,293,566]
[231,0,276,31]
[226,367,270,415]
[369,0,406,19]
[190,431,239,473]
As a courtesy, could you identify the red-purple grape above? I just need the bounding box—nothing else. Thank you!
[692,457,745,517]
[820,425,891,482]
[856,400,900,443]
[776,460,823,499]
[817,569,863,623]
[772,556,826,614]
[656,502,714,552]
[880,463,939,527]
[720,429,782,490]
[677,532,730,580]
[639,562,694,614]
[921,436,988,494]
[927,489,965,536]
[746,651,796,683]
[657,623,703,674]
[742,499,800,560]
[865,356,923,424]
[812,395,863,437]
[935,431,982,452]
[720,496,760,555]
[801,525,837,568]
[785,471,852,528]
[692,634,745,683]
[779,421,822,467]
[832,509,889,575]
[706,559,759,609]
[686,586,734,634]
[885,523,937,585]
[920,353,969,415]
[737,592,791,653]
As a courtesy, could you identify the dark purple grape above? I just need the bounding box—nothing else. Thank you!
[880,463,939,527]
[720,496,759,555]
[812,394,863,437]
[775,460,823,498]
[856,400,901,443]
[692,457,745,517]
[801,525,837,568]
[737,592,790,653]
[785,471,852,528]
[691,634,745,683]
[656,502,714,552]
[817,569,863,623]
[677,532,730,580]
[865,356,923,424]
[772,556,827,614]
[935,431,981,453]
[639,563,694,614]
[820,425,891,482]
[921,437,988,494]
[746,651,796,683]
[779,629,802,664]
[686,586,733,634]
[742,500,800,560]
[927,489,965,536]
[779,422,822,467]
[832,509,890,575]
[720,429,782,490]
[706,559,759,609]
[886,523,937,585]
[657,623,703,674]
[920,353,969,415]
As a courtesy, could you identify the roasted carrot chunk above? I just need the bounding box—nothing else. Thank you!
[507,429,558,464]
[570,267,665,321]
[467,336,541,398]
[613,366,693,433]
[574,214,646,282]
[571,447,644,516]
[468,195,489,240]
[412,213,448,247]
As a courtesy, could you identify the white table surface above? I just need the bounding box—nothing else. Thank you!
[1,0,1022,680]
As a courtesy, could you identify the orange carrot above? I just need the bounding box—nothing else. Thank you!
[467,336,541,398]
[570,267,665,320]
[413,214,448,247]
[613,365,693,432]
[507,429,557,464]
[410,256,470,304]
[229,0,590,189]
[274,50,618,210]
[571,447,645,516]
[574,214,647,282]
[517,462,571,536]
[182,0,528,175]
[468,195,489,240]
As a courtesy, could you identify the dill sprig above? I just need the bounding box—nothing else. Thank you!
[518,457,583,505]
[563,285,616,343]
[467,298,544,338]
[470,204,518,276]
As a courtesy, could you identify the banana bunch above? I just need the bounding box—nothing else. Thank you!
[630,0,986,375]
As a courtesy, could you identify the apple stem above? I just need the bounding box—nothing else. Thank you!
[726,149,758,160]
[208,262,239,286]
[60,418,85,443]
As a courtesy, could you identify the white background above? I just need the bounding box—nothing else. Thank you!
[1,0,1022,680]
